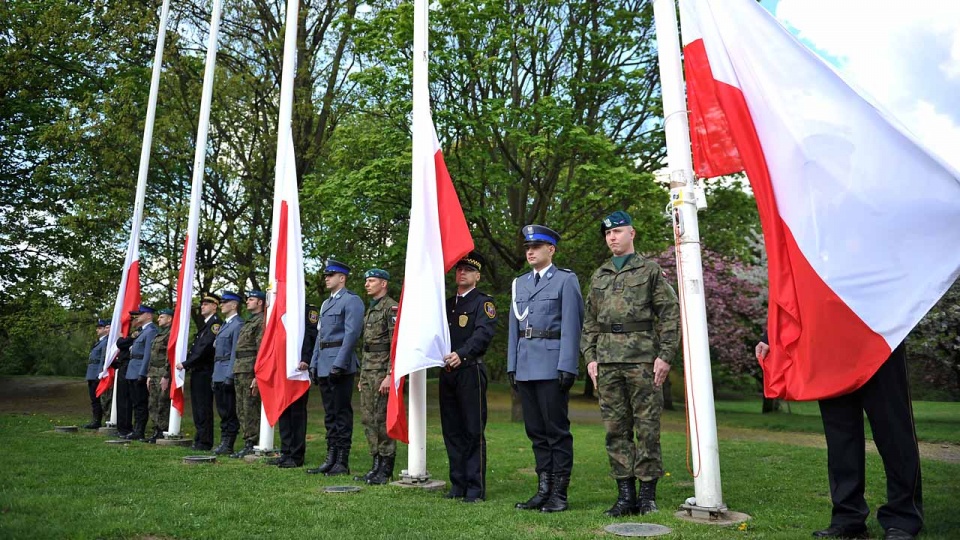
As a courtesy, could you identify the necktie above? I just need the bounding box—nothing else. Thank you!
[534,273,541,286]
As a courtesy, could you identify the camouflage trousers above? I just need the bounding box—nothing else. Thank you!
[234,372,261,444]
[358,368,395,456]
[101,388,112,419]
[597,362,663,481]
[147,377,170,432]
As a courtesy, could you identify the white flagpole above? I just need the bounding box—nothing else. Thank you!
[103,0,171,427]
[257,0,301,452]
[653,0,724,513]
[167,0,225,435]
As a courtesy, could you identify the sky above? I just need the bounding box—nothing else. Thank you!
[759,0,960,172]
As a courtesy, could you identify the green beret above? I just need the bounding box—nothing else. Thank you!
[364,268,390,281]
[600,210,633,235]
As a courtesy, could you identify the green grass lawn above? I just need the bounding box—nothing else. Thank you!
[0,378,957,539]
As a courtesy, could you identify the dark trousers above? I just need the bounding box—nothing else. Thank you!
[87,380,103,423]
[115,363,132,434]
[189,369,214,448]
[318,374,355,449]
[213,382,239,439]
[279,389,309,465]
[517,379,573,476]
[439,363,488,499]
[818,343,923,535]
[128,377,148,436]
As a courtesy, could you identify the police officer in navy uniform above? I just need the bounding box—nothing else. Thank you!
[307,259,365,476]
[212,291,243,455]
[508,225,584,513]
[273,302,320,468]
[441,251,497,503]
[176,293,222,451]
[83,319,111,429]
[124,305,158,440]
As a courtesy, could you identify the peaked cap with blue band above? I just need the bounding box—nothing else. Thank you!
[600,210,633,236]
[96,318,110,327]
[246,290,266,301]
[129,304,155,315]
[521,224,561,246]
[324,258,351,276]
[364,268,390,281]
[221,291,243,303]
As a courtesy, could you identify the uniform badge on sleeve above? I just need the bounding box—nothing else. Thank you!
[309,309,319,325]
[484,301,496,319]
[390,305,398,324]
[212,323,222,335]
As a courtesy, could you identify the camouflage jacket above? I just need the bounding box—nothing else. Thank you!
[233,312,265,374]
[581,254,680,365]
[361,296,398,371]
[147,325,171,378]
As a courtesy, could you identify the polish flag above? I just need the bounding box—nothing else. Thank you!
[96,251,140,397]
[680,0,960,400]
[255,130,309,426]
[386,107,474,443]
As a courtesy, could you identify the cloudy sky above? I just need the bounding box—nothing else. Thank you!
[759,0,960,172]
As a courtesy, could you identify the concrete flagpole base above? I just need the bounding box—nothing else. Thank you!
[675,503,751,526]
[98,426,119,437]
[157,434,192,447]
[391,470,445,490]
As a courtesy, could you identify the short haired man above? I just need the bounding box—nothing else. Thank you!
[231,290,266,458]
[145,308,174,443]
[212,291,244,455]
[124,305,158,441]
[83,319,111,429]
[176,293,222,451]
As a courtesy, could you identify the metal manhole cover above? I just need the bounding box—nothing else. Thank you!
[54,426,79,433]
[105,439,131,444]
[324,486,362,493]
[183,455,217,464]
[604,523,673,537]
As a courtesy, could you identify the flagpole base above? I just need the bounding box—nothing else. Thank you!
[246,449,278,463]
[157,435,192,447]
[676,501,749,525]
[391,471,445,491]
[98,427,119,437]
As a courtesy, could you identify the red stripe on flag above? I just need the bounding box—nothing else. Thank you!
[386,285,408,443]
[97,260,140,397]
[167,238,191,413]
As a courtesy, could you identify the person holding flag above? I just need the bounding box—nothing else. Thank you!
[145,308,173,443]
[123,305,158,441]
[230,290,267,459]
[212,291,244,456]
[176,294,222,451]
[83,319,111,429]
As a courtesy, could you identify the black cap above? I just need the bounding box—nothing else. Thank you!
[456,251,486,272]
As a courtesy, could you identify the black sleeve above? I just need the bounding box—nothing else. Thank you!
[183,320,216,368]
[301,309,318,364]
[760,328,768,345]
[456,296,497,361]
[116,336,135,350]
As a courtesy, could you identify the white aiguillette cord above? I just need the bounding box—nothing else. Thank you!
[511,277,529,322]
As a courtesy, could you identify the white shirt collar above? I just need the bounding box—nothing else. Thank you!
[458,287,475,298]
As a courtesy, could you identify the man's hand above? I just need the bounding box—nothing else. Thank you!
[379,376,390,395]
[146,377,152,388]
[653,358,670,387]
[224,377,234,387]
[297,362,309,371]
[558,371,576,393]
[755,341,770,362]
[160,377,169,393]
[137,375,147,384]
[508,372,517,391]
[250,379,259,397]
[587,361,598,389]
[329,366,345,382]
[175,362,184,371]
[442,352,461,370]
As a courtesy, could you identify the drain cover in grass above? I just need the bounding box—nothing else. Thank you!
[105,439,131,444]
[54,426,79,433]
[183,455,217,464]
[604,523,672,537]
[324,486,362,493]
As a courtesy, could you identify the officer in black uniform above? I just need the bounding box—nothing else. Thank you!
[441,251,497,503]
[114,333,136,437]
[274,303,320,468]
[176,293,222,451]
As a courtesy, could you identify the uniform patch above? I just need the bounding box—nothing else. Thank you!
[484,301,496,319]
[390,306,398,324]
[309,309,319,325]
[211,323,222,335]
[458,314,469,327]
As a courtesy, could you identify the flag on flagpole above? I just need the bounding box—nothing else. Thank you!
[166,238,194,414]
[386,110,474,444]
[97,252,141,397]
[255,130,309,426]
[680,0,960,400]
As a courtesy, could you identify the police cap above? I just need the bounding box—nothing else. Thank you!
[521,224,561,246]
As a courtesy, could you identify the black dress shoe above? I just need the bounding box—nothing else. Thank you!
[462,496,484,503]
[277,458,302,468]
[812,524,868,538]
[444,490,464,499]
[884,528,914,540]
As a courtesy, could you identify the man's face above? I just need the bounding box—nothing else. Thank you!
[364,277,387,297]
[324,273,345,290]
[157,314,172,327]
[455,265,480,289]
[97,325,110,337]
[200,301,218,317]
[246,297,263,313]
[221,300,239,315]
[605,225,636,256]
[136,312,153,326]
[525,242,555,268]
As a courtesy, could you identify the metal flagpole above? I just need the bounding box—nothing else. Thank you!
[653,0,727,519]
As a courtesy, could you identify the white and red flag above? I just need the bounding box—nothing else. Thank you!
[255,129,310,426]
[680,0,960,400]
[386,109,474,444]
[97,238,141,397]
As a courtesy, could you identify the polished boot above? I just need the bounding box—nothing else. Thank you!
[355,454,382,482]
[306,445,338,475]
[83,418,102,429]
[540,474,570,513]
[367,454,395,485]
[604,478,637,517]
[811,524,868,538]
[637,478,660,515]
[325,447,350,476]
[213,435,236,455]
[516,472,553,510]
[145,427,164,444]
[231,441,255,459]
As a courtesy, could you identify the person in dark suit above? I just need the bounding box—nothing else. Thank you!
[508,225,584,513]
[176,294,222,451]
[114,333,136,437]
[83,319,111,429]
[441,251,497,503]
[272,302,320,468]
[123,305,158,440]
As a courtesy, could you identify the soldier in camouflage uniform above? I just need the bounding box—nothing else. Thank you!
[231,290,266,458]
[145,308,173,443]
[581,211,680,517]
[355,268,398,485]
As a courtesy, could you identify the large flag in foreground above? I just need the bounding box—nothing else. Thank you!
[97,246,141,397]
[680,0,960,400]
[254,129,309,426]
[386,110,474,444]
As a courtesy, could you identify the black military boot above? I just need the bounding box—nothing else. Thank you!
[355,454,381,482]
[325,447,350,476]
[367,454,395,485]
[540,474,570,513]
[213,435,236,455]
[604,478,638,517]
[231,440,255,459]
[83,417,101,430]
[515,472,553,510]
[306,445,338,474]
[637,478,659,515]
[145,427,163,444]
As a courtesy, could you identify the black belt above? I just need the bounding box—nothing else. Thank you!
[523,328,560,339]
[131,355,144,360]
[364,343,391,353]
[320,340,344,349]
[598,321,653,333]
[444,358,482,372]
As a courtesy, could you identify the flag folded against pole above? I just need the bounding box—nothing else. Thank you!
[97,252,140,397]
[680,0,960,400]
[166,237,194,414]
[255,130,309,426]
[386,110,474,444]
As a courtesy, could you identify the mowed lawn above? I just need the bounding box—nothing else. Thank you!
[1,377,958,539]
